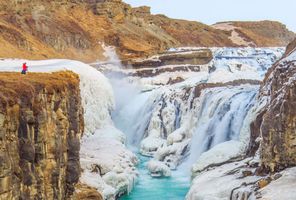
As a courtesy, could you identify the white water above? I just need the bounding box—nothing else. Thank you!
[113,91,157,148]
[182,86,258,169]
[112,83,259,199]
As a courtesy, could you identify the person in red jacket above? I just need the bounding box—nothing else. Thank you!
[21,62,28,74]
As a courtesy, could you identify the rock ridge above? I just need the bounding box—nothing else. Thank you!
[0,0,294,61]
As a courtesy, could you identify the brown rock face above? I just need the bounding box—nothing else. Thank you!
[0,0,294,62]
[257,178,272,189]
[0,72,84,199]
[251,39,296,172]
[212,21,295,47]
[72,183,103,200]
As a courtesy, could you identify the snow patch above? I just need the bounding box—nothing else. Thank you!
[259,167,296,200]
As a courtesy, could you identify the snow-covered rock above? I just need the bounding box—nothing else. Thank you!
[80,125,138,199]
[186,158,261,200]
[0,59,114,134]
[259,167,296,200]
[191,140,243,174]
[147,160,171,177]
[140,134,166,157]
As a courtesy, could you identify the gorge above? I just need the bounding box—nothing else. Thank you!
[0,0,296,200]
[1,43,296,200]
[98,46,290,199]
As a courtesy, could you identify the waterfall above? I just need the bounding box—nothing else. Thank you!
[100,47,284,200]
[113,91,158,148]
[100,46,157,148]
[182,86,258,168]
[110,80,260,168]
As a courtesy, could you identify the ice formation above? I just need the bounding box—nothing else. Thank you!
[147,160,171,177]
[107,47,285,199]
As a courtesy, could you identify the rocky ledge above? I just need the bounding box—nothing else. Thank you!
[123,49,213,68]
[0,72,86,199]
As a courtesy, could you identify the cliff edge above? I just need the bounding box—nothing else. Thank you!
[0,72,84,199]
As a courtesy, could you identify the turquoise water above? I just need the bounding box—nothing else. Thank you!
[120,155,190,200]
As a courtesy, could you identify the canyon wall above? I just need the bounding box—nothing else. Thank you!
[0,72,84,199]
[0,0,294,62]
[252,39,296,172]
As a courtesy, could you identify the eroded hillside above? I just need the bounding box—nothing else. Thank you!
[213,21,295,47]
[0,0,294,62]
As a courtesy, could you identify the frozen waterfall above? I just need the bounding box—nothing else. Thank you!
[98,47,284,200]
[182,86,258,168]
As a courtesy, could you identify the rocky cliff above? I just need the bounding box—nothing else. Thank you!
[0,0,294,62]
[251,39,296,172]
[0,72,84,199]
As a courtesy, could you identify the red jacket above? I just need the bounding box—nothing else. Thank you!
[22,63,27,71]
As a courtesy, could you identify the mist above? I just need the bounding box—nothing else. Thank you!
[102,45,141,113]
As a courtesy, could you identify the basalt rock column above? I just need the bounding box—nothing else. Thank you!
[0,72,84,199]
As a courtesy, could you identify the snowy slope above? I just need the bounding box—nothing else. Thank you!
[0,59,114,134]
[259,167,296,200]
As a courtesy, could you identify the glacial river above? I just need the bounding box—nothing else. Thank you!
[120,154,190,200]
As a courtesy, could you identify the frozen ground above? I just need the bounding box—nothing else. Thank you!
[259,167,296,200]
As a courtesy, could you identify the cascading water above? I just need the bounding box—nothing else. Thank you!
[113,91,157,148]
[97,47,284,200]
[114,84,259,199]
[112,89,191,200]
[181,86,258,169]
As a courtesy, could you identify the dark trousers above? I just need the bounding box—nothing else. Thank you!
[21,70,27,74]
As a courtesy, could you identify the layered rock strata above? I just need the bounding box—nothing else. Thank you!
[0,72,84,199]
[123,49,213,68]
